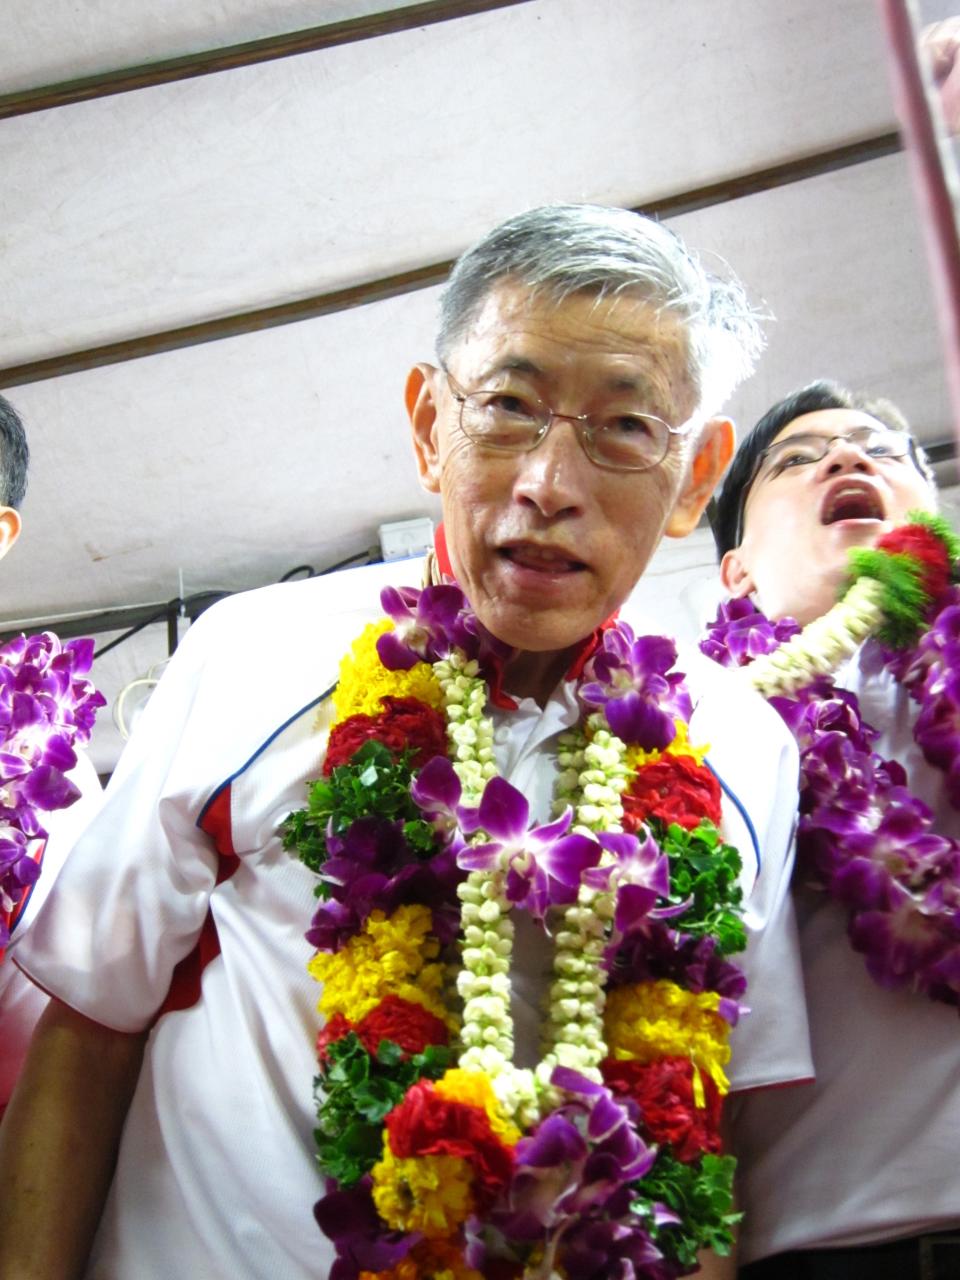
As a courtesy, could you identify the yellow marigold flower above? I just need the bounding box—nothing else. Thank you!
[359,1239,482,1280]
[332,621,443,722]
[666,719,710,765]
[626,718,709,771]
[435,1069,521,1146]
[308,905,452,1027]
[372,1149,476,1239]
[604,979,731,1094]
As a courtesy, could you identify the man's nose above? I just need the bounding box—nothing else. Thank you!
[512,416,590,518]
[814,435,879,479]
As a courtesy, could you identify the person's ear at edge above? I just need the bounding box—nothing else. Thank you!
[719,545,756,599]
[665,416,735,538]
[406,364,443,495]
[0,507,22,563]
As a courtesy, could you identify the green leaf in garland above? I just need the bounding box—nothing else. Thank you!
[845,549,927,649]
[656,819,747,955]
[281,740,439,879]
[313,1033,451,1187]
[631,1150,741,1268]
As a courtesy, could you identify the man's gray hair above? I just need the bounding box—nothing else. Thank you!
[438,204,765,416]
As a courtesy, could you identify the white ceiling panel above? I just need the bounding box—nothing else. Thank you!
[2,282,443,619]
[672,151,952,447]
[2,0,895,365]
[0,0,423,93]
[1,151,949,632]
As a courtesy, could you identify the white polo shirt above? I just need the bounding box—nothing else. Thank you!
[17,559,811,1280]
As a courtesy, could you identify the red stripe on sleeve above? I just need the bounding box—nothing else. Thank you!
[157,785,240,1018]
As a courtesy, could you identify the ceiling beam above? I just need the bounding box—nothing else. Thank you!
[0,0,536,121]
[0,132,902,390]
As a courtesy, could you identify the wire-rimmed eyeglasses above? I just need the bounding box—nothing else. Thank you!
[732,424,916,546]
[441,367,693,473]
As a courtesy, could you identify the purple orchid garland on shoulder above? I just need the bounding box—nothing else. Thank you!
[701,558,960,1008]
[0,632,105,953]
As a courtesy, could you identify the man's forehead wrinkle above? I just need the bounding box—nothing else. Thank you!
[450,279,695,420]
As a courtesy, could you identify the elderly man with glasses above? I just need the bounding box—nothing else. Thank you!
[0,206,810,1280]
[710,381,960,1280]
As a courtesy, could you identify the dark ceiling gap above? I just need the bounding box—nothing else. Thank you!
[0,0,535,120]
[0,133,902,390]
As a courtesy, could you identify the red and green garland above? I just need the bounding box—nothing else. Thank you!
[283,589,749,1279]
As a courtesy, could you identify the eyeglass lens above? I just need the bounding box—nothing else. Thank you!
[759,426,908,478]
[458,390,669,471]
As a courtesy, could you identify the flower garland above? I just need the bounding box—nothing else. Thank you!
[0,632,105,956]
[283,584,749,1279]
[701,512,960,1007]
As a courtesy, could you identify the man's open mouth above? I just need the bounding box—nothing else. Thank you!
[500,544,588,573]
[820,484,885,525]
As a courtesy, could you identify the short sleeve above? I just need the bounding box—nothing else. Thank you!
[15,610,227,1031]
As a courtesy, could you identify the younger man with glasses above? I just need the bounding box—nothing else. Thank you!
[710,380,960,1280]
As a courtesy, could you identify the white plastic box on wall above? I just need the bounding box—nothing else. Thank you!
[378,516,435,562]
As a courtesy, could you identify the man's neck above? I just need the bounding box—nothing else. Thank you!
[502,646,580,709]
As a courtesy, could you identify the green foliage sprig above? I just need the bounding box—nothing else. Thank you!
[281,741,438,885]
[314,1032,452,1187]
[656,819,747,955]
[631,1151,741,1269]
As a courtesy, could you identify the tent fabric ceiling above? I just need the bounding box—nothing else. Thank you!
[2,0,955,771]
[4,0,895,365]
[0,0,420,93]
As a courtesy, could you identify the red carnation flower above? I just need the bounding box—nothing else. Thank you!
[324,696,448,775]
[355,995,450,1058]
[876,524,953,607]
[386,1080,514,1206]
[316,1012,353,1064]
[622,755,722,832]
[602,1055,722,1163]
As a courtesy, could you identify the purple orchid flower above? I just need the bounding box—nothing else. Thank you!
[579,626,691,750]
[0,631,105,949]
[699,597,801,669]
[606,919,748,1003]
[306,814,464,951]
[487,1071,657,1277]
[410,755,462,841]
[455,777,601,920]
[591,830,682,936]
[376,584,468,670]
[376,584,513,673]
[314,1177,419,1280]
[558,1215,671,1280]
[849,883,955,994]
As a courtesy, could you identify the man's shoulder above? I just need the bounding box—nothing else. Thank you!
[103,557,429,804]
[188,556,427,653]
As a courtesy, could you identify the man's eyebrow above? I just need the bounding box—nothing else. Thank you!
[473,359,662,399]
[605,372,660,396]
[474,356,543,381]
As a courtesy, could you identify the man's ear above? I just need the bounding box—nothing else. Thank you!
[0,506,22,562]
[665,416,735,537]
[406,364,442,495]
[720,546,756,599]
